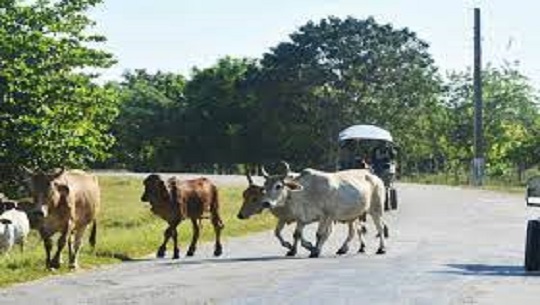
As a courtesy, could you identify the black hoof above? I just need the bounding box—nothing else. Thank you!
[358,245,366,253]
[285,249,297,257]
[172,248,180,259]
[156,247,166,258]
[309,249,320,258]
[376,248,386,255]
[186,249,195,257]
[213,246,223,257]
[336,246,348,255]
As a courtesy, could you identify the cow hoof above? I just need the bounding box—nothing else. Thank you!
[376,248,386,255]
[358,245,366,253]
[186,250,195,257]
[49,260,61,270]
[172,249,180,259]
[309,250,320,258]
[213,245,223,257]
[336,246,349,255]
[156,247,166,258]
[69,263,79,270]
[285,249,297,257]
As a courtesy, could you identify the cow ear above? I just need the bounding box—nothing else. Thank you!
[54,183,70,196]
[285,181,303,192]
[50,167,65,179]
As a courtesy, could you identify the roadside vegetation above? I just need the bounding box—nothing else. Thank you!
[0,177,275,287]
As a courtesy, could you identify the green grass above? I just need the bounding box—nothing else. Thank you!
[399,172,528,194]
[0,176,276,287]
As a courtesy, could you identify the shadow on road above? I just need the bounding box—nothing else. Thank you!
[442,263,540,277]
[161,255,302,266]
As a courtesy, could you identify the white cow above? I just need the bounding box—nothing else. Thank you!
[261,167,388,257]
[0,203,31,254]
[238,171,369,256]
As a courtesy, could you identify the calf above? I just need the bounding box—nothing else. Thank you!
[0,206,30,254]
[26,168,100,270]
[141,174,224,259]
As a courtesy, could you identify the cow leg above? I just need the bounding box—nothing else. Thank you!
[40,228,54,270]
[186,218,200,257]
[157,225,173,258]
[211,214,224,257]
[311,217,333,258]
[274,219,292,252]
[336,221,355,255]
[51,228,69,269]
[295,222,315,253]
[69,226,88,270]
[357,219,367,253]
[371,213,387,255]
[171,224,180,259]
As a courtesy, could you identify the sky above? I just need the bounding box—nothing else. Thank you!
[89,0,540,89]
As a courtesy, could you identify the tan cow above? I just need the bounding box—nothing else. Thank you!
[27,168,100,270]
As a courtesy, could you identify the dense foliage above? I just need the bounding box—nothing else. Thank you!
[0,0,118,194]
[1,2,538,196]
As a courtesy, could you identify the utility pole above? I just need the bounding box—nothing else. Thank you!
[472,7,484,186]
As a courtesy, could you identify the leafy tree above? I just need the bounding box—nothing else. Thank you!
[0,0,118,195]
[182,57,260,166]
[440,63,539,178]
[251,16,441,168]
[108,69,186,171]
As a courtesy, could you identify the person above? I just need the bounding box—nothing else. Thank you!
[371,142,396,177]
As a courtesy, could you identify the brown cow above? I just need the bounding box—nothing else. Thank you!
[26,168,100,270]
[141,174,224,259]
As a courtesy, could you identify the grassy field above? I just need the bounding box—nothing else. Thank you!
[0,176,275,287]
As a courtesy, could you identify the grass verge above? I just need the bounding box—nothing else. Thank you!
[0,176,275,287]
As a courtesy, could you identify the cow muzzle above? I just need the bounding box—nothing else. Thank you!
[237,213,246,220]
[261,201,272,209]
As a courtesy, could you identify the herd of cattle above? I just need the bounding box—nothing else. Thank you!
[0,162,390,270]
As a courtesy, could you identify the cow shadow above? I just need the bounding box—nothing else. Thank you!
[161,254,301,266]
[94,251,155,263]
[441,263,540,277]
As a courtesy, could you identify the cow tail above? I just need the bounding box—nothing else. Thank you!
[89,219,97,248]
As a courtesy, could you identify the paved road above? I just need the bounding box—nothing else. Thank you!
[1,180,539,305]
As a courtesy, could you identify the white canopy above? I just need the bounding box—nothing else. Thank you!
[338,124,393,142]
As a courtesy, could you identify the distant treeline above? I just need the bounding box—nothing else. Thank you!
[1,0,539,195]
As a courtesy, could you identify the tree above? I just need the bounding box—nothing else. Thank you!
[0,0,118,195]
[182,57,260,167]
[441,63,539,178]
[251,16,441,168]
[108,69,186,171]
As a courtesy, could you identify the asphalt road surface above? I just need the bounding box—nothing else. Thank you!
[1,176,539,305]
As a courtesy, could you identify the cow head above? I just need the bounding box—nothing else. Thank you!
[260,161,303,209]
[0,200,18,215]
[237,173,266,219]
[141,174,170,205]
[25,167,66,218]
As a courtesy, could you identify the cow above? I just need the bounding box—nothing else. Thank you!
[26,168,100,270]
[0,205,30,254]
[140,174,224,259]
[237,163,369,256]
[260,166,388,258]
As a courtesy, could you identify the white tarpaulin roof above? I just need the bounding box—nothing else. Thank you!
[338,124,393,142]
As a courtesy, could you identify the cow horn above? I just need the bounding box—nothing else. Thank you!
[280,161,290,175]
[260,165,270,178]
[51,167,65,179]
[246,172,253,185]
[21,166,34,174]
